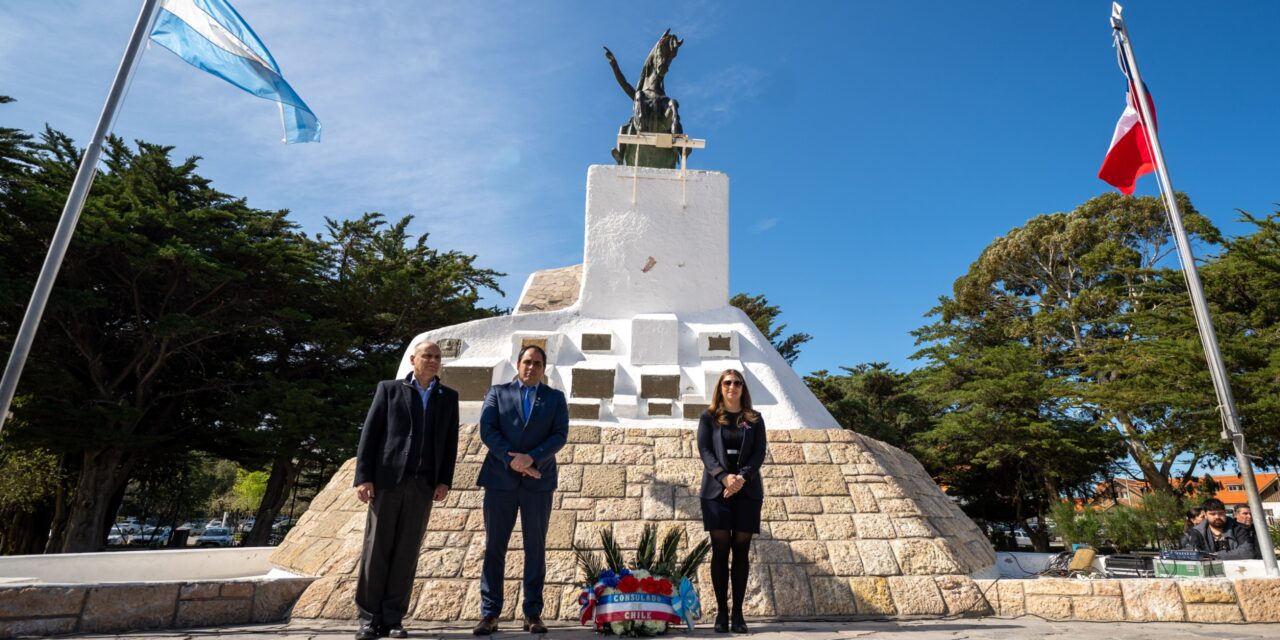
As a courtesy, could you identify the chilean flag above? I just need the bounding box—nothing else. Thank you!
[1098,61,1156,195]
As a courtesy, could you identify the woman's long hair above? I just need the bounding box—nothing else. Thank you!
[708,369,760,427]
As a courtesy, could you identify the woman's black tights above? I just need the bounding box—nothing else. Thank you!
[709,529,753,618]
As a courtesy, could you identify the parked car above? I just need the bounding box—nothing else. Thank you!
[114,520,141,535]
[238,517,256,532]
[106,525,129,547]
[128,526,171,547]
[1013,529,1033,548]
[195,527,234,547]
[179,521,206,535]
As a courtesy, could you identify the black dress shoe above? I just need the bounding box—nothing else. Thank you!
[386,625,408,639]
[472,616,500,636]
[355,623,380,640]
[730,612,749,634]
[523,615,548,634]
[713,611,729,633]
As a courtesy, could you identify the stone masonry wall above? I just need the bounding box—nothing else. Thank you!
[0,577,313,637]
[976,576,1280,623]
[271,424,996,622]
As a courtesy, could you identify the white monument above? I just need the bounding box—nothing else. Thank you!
[401,163,839,430]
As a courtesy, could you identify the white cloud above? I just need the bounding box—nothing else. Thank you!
[681,64,767,128]
[752,216,780,233]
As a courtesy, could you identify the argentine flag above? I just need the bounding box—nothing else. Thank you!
[150,0,320,143]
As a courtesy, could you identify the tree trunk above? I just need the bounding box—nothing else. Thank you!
[243,454,299,547]
[44,475,69,554]
[60,448,134,553]
[1113,412,1173,494]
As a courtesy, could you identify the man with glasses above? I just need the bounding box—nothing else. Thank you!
[1181,498,1258,560]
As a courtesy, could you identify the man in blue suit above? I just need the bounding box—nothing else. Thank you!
[472,345,568,635]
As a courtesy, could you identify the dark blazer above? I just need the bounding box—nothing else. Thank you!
[354,374,460,491]
[696,410,767,501]
[1181,519,1260,560]
[477,380,569,492]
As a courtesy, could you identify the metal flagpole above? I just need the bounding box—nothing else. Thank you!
[0,0,161,435]
[1111,2,1278,575]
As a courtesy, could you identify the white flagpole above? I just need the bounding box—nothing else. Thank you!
[1112,2,1277,575]
[0,0,162,435]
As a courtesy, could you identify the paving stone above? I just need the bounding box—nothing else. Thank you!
[0,617,78,637]
[849,576,896,615]
[1186,603,1244,623]
[1236,577,1280,622]
[934,575,991,617]
[1072,596,1125,621]
[175,598,253,627]
[1122,579,1186,622]
[253,578,314,622]
[80,584,180,633]
[1025,594,1072,620]
[1177,579,1236,604]
[887,576,945,616]
[810,576,856,615]
[0,586,85,617]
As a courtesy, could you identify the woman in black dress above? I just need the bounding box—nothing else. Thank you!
[696,369,767,634]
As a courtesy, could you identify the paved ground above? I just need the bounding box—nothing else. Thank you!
[78,618,1280,640]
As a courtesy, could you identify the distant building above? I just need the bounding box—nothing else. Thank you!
[1089,473,1279,525]
[1213,473,1279,525]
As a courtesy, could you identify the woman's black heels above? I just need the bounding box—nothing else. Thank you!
[713,610,729,633]
[730,611,749,634]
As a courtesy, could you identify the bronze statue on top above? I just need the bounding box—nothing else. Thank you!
[604,30,688,169]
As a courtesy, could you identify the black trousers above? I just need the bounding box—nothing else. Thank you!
[355,477,434,625]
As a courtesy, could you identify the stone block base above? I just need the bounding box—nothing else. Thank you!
[0,577,313,637]
[273,423,997,621]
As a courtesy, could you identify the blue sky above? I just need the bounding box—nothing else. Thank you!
[4,1,1280,378]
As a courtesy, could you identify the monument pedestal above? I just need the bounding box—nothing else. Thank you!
[273,424,998,621]
[271,164,999,621]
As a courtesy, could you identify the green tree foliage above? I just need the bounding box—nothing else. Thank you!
[0,438,62,554]
[0,103,504,551]
[231,213,503,546]
[914,193,1229,501]
[730,293,811,365]
[0,127,318,552]
[1051,492,1186,553]
[1206,210,1280,465]
[910,339,1123,548]
[803,363,932,448]
[1049,502,1105,549]
[228,469,270,514]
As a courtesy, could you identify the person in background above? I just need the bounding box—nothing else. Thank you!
[696,369,767,634]
[1184,507,1204,535]
[1233,505,1263,560]
[1181,498,1257,560]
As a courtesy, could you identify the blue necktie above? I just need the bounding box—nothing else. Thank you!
[522,386,535,424]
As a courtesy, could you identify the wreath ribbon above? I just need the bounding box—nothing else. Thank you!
[578,584,603,625]
[669,578,701,631]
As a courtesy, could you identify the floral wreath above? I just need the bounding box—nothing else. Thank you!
[574,524,711,636]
